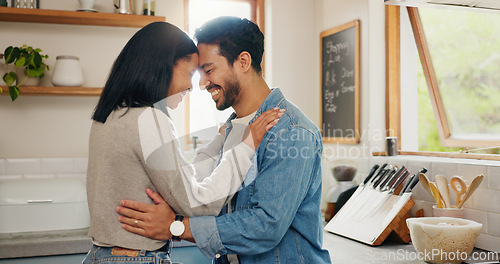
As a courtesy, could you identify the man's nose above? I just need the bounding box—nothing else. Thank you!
[199,72,210,90]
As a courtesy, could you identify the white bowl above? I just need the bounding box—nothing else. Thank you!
[406,217,482,264]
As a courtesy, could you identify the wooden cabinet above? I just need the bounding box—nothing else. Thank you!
[0,6,165,97]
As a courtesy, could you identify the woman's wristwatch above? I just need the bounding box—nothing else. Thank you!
[169,215,185,241]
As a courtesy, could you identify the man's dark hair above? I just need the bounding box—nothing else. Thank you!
[194,16,264,73]
[92,22,197,123]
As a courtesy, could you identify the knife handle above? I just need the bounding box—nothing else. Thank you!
[362,164,380,185]
[406,167,428,192]
[400,173,415,194]
[369,164,388,185]
[393,171,410,194]
[379,168,396,190]
[387,166,407,190]
[373,168,392,189]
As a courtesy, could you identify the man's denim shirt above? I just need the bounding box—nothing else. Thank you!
[189,88,331,264]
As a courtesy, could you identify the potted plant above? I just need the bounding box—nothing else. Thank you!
[1,45,49,101]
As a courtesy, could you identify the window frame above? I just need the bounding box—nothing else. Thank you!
[182,0,265,148]
[384,5,500,160]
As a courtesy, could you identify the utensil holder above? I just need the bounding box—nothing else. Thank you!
[324,188,414,246]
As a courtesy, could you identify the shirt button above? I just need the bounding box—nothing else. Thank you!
[215,253,221,258]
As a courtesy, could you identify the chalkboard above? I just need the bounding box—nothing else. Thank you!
[320,20,360,144]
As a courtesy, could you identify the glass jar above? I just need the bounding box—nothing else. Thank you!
[51,55,84,87]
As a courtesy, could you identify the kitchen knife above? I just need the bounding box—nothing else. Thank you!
[404,167,428,193]
[400,174,415,195]
[392,170,410,194]
[368,163,388,185]
[377,168,397,191]
[373,168,393,189]
[382,166,407,192]
[361,164,380,186]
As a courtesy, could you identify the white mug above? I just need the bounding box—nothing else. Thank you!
[78,0,95,10]
[134,0,144,15]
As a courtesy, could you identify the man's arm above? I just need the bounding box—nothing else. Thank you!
[189,127,319,257]
[117,188,195,242]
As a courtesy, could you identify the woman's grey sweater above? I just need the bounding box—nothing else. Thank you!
[86,107,254,250]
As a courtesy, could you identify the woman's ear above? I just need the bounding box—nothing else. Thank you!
[236,51,252,72]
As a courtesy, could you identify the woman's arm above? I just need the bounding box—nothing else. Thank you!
[137,107,282,216]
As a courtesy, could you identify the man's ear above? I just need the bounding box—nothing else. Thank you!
[236,51,252,72]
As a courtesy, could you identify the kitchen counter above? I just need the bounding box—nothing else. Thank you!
[0,228,91,259]
[1,228,497,263]
[0,228,198,260]
[323,231,499,264]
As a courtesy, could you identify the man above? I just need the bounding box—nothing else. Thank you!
[116,16,331,263]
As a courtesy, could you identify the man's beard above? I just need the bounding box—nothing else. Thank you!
[216,75,241,111]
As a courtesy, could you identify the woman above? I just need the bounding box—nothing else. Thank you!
[83,22,281,263]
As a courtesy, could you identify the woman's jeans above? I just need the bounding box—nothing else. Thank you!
[82,241,172,264]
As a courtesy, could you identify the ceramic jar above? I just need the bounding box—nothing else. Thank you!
[51,55,84,87]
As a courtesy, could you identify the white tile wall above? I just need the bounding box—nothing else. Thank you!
[457,164,488,188]
[24,174,56,179]
[431,160,458,182]
[40,158,74,174]
[0,175,22,180]
[464,208,488,234]
[488,165,500,190]
[487,212,500,237]
[6,158,40,175]
[476,234,500,253]
[0,159,5,175]
[73,158,88,174]
[469,188,500,214]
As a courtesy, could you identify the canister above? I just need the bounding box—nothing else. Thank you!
[386,136,398,156]
[51,55,84,87]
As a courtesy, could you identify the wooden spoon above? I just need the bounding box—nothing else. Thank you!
[435,174,451,208]
[429,182,445,208]
[457,175,484,208]
[450,176,467,207]
[418,173,433,196]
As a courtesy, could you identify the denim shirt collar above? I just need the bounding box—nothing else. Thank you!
[225,88,283,128]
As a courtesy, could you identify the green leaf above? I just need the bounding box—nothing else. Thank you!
[28,67,44,77]
[26,53,35,66]
[4,46,19,64]
[35,48,42,53]
[9,86,19,101]
[15,57,26,67]
[3,72,16,86]
[33,53,42,66]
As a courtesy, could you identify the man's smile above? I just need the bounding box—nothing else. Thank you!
[207,85,222,101]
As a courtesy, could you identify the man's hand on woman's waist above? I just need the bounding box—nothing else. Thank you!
[116,188,194,242]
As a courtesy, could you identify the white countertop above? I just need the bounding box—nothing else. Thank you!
[323,230,421,263]
[323,231,499,264]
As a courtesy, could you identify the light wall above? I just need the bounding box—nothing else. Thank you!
[316,0,387,162]
[0,0,184,158]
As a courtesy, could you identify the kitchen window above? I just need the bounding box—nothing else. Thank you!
[385,2,500,158]
[181,0,263,148]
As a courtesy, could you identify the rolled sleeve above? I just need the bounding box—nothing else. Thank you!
[189,216,227,259]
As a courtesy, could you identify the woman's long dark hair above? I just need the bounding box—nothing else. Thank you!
[92,22,197,123]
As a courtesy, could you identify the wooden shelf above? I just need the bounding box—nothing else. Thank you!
[0,6,165,27]
[1,86,103,96]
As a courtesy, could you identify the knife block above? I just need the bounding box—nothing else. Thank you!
[324,189,414,246]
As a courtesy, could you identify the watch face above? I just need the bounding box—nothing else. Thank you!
[170,221,185,236]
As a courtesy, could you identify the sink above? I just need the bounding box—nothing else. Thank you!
[0,178,90,233]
